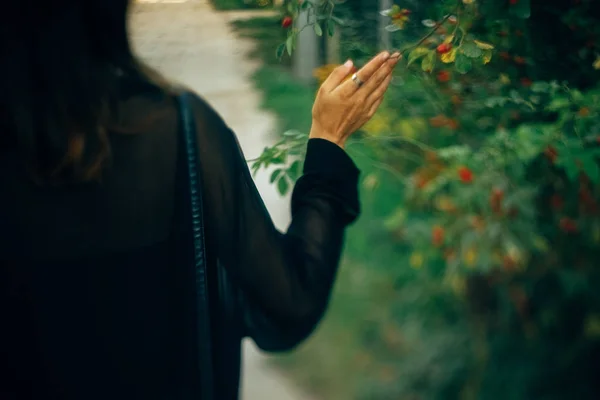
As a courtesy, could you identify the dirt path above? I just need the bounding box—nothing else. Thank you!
[130,1,311,399]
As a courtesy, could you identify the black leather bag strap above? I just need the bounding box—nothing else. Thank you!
[176,92,214,400]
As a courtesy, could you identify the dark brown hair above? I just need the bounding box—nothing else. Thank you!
[0,0,160,184]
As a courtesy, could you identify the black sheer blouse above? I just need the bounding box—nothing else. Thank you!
[0,78,360,399]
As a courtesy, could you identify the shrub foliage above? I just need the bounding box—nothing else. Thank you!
[255,1,600,398]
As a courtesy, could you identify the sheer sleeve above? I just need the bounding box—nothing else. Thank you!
[189,94,360,339]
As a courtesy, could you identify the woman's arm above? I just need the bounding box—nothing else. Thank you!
[190,94,359,339]
[191,52,397,347]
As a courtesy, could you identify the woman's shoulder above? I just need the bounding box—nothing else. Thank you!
[112,78,219,134]
[172,88,225,125]
[118,73,230,141]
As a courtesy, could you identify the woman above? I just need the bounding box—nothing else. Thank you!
[0,1,398,399]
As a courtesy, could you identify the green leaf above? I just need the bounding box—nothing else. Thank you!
[461,42,482,58]
[421,51,436,73]
[510,0,531,19]
[407,47,431,66]
[485,97,509,108]
[546,97,570,111]
[455,53,472,74]
[327,19,335,36]
[276,43,286,60]
[330,16,345,26]
[283,129,303,137]
[581,155,600,183]
[558,269,589,298]
[271,152,287,165]
[383,207,407,231]
[277,176,290,196]
[313,22,323,37]
[531,82,550,93]
[481,49,492,64]
[437,145,471,160]
[270,169,283,184]
[571,89,584,103]
[286,34,294,56]
[287,160,303,181]
[513,125,546,162]
[251,162,261,177]
[556,152,580,182]
[473,40,494,50]
[510,90,522,102]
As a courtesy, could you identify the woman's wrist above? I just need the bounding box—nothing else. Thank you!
[309,122,346,149]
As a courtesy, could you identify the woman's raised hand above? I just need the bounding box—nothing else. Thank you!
[309,51,400,148]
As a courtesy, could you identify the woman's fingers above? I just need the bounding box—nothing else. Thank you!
[366,73,393,108]
[336,51,391,97]
[367,96,385,119]
[358,55,399,101]
[363,76,391,123]
[320,60,356,93]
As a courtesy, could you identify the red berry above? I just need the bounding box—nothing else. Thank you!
[458,166,474,183]
[392,9,411,19]
[578,107,590,117]
[544,146,558,163]
[447,118,460,131]
[514,56,526,65]
[503,255,517,271]
[550,194,564,211]
[578,186,596,214]
[432,226,445,247]
[444,249,456,261]
[559,217,578,233]
[425,151,438,162]
[414,174,428,189]
[521,77,532,87]
[430,114,449,128]
[282,16,293,28]
[499,52,511,60]
[509,0,519,4]
[490,188,504,215]
[437,70,451,83]
[471,216,485,231]
[436,43,452,55]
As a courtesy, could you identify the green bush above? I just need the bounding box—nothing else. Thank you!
[253,0,600,398]
[210,0,272,11]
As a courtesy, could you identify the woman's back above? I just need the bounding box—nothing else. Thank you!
[0,79,203,399]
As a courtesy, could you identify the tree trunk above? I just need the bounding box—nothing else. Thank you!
[378,0,393,50]
[326,27,341,64]
[293,8,320,84]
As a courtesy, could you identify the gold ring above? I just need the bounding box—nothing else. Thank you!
[351,73,363,88]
